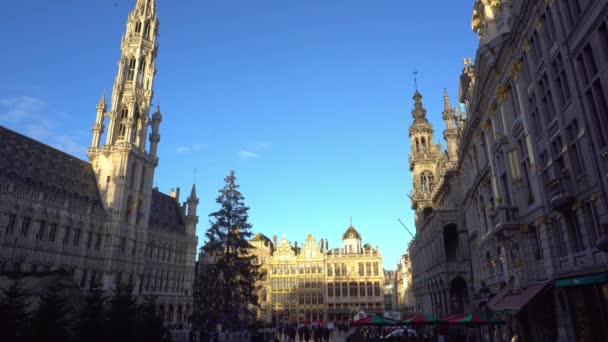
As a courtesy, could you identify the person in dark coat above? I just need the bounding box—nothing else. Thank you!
[322,326,329,342]
[298,326,304,342]
[303,325,311,342]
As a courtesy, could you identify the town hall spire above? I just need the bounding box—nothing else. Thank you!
[87,0,161,226]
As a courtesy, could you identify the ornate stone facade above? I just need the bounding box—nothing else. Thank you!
[410,0,608,340]
[0,0,198,326]
[247,224,385,324]
[408,86,472,319]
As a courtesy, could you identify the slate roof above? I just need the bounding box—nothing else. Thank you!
[0,126,103,209]
[149,189,186,232]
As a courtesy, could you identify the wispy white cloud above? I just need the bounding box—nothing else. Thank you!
[238,140,271,159]
[176,143,206,154]
[0,96,87,158]
[0,96,46,123]
[239,150,259,159]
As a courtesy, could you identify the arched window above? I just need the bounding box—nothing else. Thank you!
[137,59,146,85]
[118,107,128,138]
[420,170,434,193]
[415,138,420,153]
[128,58,136,80]
[421,137,426,153]
[143,22,150,38]
[135,21,142,34]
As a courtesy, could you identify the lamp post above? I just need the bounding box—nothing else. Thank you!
[479,282,493,342]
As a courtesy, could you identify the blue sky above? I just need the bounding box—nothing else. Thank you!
[0,0,478,268]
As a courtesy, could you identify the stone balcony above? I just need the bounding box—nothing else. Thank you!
[546,174,575,212]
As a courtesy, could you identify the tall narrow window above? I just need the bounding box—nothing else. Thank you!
[136,199,143,224]
[86,232,92,249]
[138,59,146,86]
[36,220,46,240]
[73,228,81,246]
[135,21,142,34]
[95,233,102,250]
[7,214,16,234]
[49,223,57,242]
[125,196,133,220]
[583,202,601,244]
[565,211,584,253]
[143,22,150,38]
[62,227,71,245]
[553,220,567,257]
[20,217,31,237]
[128,58,136,80]
[130,162,136,188]
[552,53,571,107]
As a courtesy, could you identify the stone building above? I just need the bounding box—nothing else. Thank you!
[383,270,397,312]
[0,0,198,325]
[244,223,385,324]
[407,86,472,318]
[395,252,414,313]
[409,0,608,340]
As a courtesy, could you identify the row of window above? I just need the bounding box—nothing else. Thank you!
[141,268,189,295]
[327,282,381,298]
[326,262,380,277]
[4,214,189,264]
[5,214,103,250]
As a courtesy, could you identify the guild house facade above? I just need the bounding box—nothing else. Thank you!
[409,0,608,341]
[242,224,385,324]
[0,0,198,325]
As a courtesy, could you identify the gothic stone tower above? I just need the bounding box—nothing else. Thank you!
[87,0,160,288]
[408,90,441,229]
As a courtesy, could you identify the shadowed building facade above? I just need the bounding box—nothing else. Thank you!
[0,0,198,326]
[409,0,608,340]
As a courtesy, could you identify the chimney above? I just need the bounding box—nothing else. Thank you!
[273,235,277,248]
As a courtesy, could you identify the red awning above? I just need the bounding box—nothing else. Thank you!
[489,282,550,312]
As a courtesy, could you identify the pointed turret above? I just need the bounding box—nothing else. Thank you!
[90,90,107,148]
[149,105,162,162]
[185,183,199,236]
[406,84,439,224]
[442,89,459,163]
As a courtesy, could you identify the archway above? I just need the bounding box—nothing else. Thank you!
[450,276,468,315]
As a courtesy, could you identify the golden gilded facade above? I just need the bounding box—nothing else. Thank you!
[250,225,384,324]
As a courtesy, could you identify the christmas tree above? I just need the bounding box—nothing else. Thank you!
[135,295,168,342]
[194,170,259,333]
[76,282,107,342]
[107,281,137,342]
[0,279,31,342]
[30,283,73,342]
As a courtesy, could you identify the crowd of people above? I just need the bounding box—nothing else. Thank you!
[274,321,351,342]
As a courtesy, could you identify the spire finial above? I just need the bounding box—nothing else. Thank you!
[443,88,452,111]
[349,216,352,227]
[413,67,419,91]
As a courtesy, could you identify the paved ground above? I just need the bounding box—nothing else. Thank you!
[277,329,353,342]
